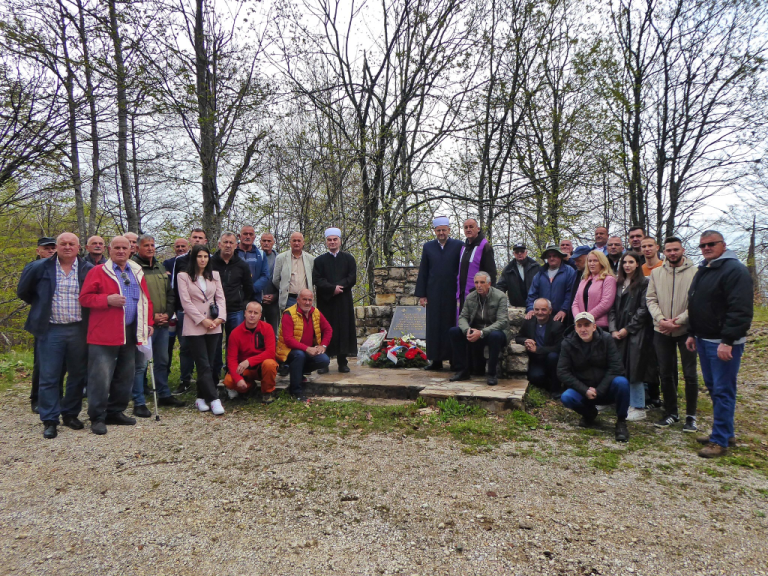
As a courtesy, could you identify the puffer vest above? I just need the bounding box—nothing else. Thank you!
[276,304,322,362]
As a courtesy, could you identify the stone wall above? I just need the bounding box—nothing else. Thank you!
[372,266,420,306]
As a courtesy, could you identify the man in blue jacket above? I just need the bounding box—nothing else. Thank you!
[526,245,577,323]
[686,230,753,458]
[17,233,93,439]
[235,225,270,302]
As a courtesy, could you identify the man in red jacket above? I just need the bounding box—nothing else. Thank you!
[79,236,153,435]
[223,301,278,403]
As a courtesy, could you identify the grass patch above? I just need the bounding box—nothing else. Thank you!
[0,350,33,393]
[590,449,622,472]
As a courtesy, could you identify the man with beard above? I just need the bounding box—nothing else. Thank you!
[415,216,463,371]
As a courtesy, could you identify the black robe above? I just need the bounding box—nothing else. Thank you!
[312,251,358,358]
[414,238,463,362]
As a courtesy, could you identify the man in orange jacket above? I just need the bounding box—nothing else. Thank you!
[224,301,278,403]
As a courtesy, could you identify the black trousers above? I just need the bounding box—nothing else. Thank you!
[653,332,698,417]
[187,333,222,402]
[261,300,280,339]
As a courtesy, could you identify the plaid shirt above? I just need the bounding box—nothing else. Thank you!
[50,258,82,324]
[113,262,140,325]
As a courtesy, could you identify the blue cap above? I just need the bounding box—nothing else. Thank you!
[571,245,592,258]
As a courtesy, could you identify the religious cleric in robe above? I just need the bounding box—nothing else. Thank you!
[457,218,497,310]
[414,216,464,371]
[312,227,358,373]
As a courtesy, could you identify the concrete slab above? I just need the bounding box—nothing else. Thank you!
[275,359,529,412]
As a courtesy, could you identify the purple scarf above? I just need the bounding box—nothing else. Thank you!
[456,237,488,300]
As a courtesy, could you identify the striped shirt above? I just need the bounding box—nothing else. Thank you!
[50,258,82,324]
[114,263,140,325]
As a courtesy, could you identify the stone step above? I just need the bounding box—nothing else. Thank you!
[275,359,528,413]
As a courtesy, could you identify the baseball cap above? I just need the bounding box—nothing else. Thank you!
[571,245,592,258]
[574,311,595,324]
[37,237,56,246]
[513,243,526,251]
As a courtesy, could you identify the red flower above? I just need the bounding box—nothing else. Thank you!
[371,352,381,361]
[405,348,417,360]
[419,352,427,360]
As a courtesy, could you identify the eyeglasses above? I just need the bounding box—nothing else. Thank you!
[698,240,723,249]
[121,272,130,286]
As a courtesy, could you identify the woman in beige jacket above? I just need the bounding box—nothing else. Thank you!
[177,244,227,415]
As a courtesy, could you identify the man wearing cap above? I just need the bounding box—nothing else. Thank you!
[34,237,57,261]
[17,233,93,438]
[559,311,630,442]
[312,227,357,373]
[415,216,464,370]
[497,243,540,308]
[448,272,510,386]
[526,245,577,323]
[84,236,107,266]
[457,218,497,310]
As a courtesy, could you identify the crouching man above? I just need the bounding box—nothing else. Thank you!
[515,298,564,397]
[558,311,630,442]
[448,271,510,386]
[223,301,278,403]
[276,289,332,402]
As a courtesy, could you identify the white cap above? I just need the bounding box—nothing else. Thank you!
[324,227,342,238]
[432,216,450,228]
[574,311,595,324]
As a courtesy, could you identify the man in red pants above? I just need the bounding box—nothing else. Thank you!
[223,301,278,403]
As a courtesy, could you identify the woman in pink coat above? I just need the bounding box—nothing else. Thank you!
[571,250,617,328]
[177,244,227,415]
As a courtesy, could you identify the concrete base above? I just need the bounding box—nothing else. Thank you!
[275,359,528,413]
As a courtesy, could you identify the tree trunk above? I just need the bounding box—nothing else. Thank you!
[107,0,138,232]
[748,215,760,301]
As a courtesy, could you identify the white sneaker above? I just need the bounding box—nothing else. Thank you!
[626,406,646,421]
[210,399,225,416]
[595,404,610,412]
[195,398,210,412]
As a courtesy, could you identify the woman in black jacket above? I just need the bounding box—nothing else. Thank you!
[608,252,650,421]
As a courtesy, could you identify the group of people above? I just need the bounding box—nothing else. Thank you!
[18,226,358,438]
[19,218,753,459]
[415,218,753,457]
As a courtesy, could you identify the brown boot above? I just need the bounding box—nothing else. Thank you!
[696,435,736,447]
[698,442,728,458]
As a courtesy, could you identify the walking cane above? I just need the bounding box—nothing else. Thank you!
[139,336,160,421]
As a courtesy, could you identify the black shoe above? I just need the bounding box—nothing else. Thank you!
[91,420,107,435]
[174,380,192,395]
[578,415,597,428]
[683,416,698,433]
[615,420,629,442]
[278,364,290,377]
[449,371,470,382]
[317,367,329,375]
[31,399,39,414]
[261,393,274,405]
[105,412,137,426]
[645,398,663,409]
[487,375,498,386]
[338,365,350,373]
[133,404,152,418]
[423,361,443,371]
[43,421,58,439]
[654,414,679,428]
[62,415,85,430]
[158,396,185,407]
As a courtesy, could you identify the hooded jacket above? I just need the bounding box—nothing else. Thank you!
[687,250,753,345]
[645,256,697,337]
[557,326,624,397]
[497,256,540,307]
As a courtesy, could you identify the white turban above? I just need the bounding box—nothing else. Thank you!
[432,216,450,228]
[324,227,342,238]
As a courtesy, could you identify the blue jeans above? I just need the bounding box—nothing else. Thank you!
[697,338,744,448]
[213,310,245,382]
[528,352,560,392]
[133,326,172,405]
[171,310,195,382]
[561,376,630,420]
[37,323,87,423]
[629,381,645,409]
[448,327,506,375]
[87,324,136,422]
[285,349,330,396]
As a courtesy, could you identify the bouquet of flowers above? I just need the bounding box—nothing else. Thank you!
[367,333,428,368]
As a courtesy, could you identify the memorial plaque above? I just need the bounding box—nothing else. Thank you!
[387,306,427,339]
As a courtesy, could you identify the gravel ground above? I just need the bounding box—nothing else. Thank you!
[2,392,767,576]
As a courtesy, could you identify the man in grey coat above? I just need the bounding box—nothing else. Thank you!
[448,272,510,386]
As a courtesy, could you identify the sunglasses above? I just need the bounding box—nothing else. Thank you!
[698,240,723,249]
[120,272,130,286]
